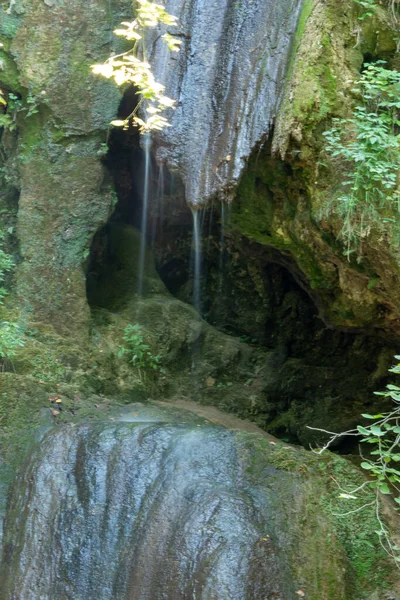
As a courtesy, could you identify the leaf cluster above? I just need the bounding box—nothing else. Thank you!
[117,324,161,370]
[0,93,39,133]
[0,231,25,361]
[308,355,400,565]
[0,321,25,360]
[354,0,378,20]
[322,62,400,257]
[0,230,14,305]
[91,0,182,133]
[358,358,400,503]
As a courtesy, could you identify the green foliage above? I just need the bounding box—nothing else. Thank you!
[310,356,400,565]
[30,352,66,384]
[92,0,181,133]
[0,321,24,360]
[216,377,233,389]
[0,92,39,132]
[0,232,25,363]
[354,0,378,20]
[0,113,14,130]
[360,358,400,502]
[322,62,400,257]
[353,0,399,37]
[117,324,161,370]
[0,45,5,108]
[0,232,14,305]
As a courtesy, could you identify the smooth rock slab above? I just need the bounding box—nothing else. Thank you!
[1,418,293,599]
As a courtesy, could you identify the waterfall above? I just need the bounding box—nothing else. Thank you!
[138,133,152,296]
[191,208,202,314]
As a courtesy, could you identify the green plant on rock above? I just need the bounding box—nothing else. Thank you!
[117,324,161,371]
[0,321,24,364]
[0,45,5,109]
[308,356,400,566]
[353,0,399,33]
[322,62,400,258]
[0,92,39,132]
[0,233,14,305]
[30,352,66,384]
[354,0,378,20]
[0,231,25,366]
[92,0,181,133]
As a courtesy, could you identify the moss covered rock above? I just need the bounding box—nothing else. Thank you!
[223,0,400,338]
[0,0,132,337]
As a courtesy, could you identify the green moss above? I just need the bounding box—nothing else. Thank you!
[289,50,338,124]
[0,8,20,39]
[18,110,44,158]
[294,0,315,47]
[0,375,55,502]
[230,144,339,298]
[238,433,398,598]
[0,43,22,93]
[283,0,316,91]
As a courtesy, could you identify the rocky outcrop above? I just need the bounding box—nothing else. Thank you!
[258,0,400,337]
[0,0,131,337]
[147,0,302,206]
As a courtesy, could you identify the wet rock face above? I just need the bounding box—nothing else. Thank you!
[1,404,398,599]
[149,0,303,206]
[1,419,293,600]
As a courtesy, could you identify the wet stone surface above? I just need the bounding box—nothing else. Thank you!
[0,404,297,600]
[148,0,303,205]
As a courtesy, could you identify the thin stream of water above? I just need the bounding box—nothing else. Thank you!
[206,200,214,256]
[218,201,225,297]
[138,133,151,296]
[151,165,165,245]
[192,209,202,314]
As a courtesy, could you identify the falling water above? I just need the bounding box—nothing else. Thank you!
[218,201,226,297]
[151,165,165,245]
[147,0,303,206]
[206,199,214,256]
[192,208,202,314]
[138,133,151,296]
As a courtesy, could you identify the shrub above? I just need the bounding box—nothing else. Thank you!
[117,324,161,371]
[322,62,400,258]
[309,356,400,565]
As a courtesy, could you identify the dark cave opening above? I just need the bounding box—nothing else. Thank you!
[85,106,394,451]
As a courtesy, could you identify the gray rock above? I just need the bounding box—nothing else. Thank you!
[147,0,302,206]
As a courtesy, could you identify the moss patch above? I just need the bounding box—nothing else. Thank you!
[238,433,400,599]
